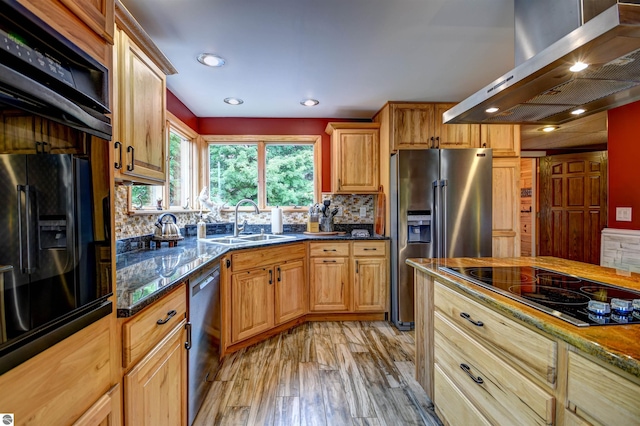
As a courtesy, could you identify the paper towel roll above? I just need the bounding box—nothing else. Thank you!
[271,206,283,234]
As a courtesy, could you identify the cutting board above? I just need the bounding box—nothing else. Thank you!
[374,185,385,235]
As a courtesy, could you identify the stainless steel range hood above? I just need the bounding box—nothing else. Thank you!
[444,1,640,125]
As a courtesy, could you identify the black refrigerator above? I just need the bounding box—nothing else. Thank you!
[0,154,110,365]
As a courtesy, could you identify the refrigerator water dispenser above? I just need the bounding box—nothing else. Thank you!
[407,211,431,243]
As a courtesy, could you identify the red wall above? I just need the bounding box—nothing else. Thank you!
[608,101,640,229]
[166,90,368,193]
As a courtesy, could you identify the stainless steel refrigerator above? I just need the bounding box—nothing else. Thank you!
[390,149,492,330]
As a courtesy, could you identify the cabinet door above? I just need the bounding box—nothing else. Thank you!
[0,112,83,154]
[481,124,520,157]
[334,129,379,193]
[117,29,167,184]
[231,267,274,342]
[309,257,349,311]
[392,103,435,149]
[73,384,122,426]
[434,103,480,149]
[58,0,114,43]
[124,321,187,426]
[353,257,387,312]
[275,260,307,324]
[492,158,520,257]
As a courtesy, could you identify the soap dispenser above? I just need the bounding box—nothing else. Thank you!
[197,215,207,239]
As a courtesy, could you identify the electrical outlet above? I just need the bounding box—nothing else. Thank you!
[335,206,343,217]
[360,206,367,217]
[616,207,632,222]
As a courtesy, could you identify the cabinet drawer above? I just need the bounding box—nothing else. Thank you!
[567,351,640,426]
[122,285,187,368]
[434,363,492,426]
[434,313,554,426]
[231,242,306,272]
[352,241,386,256]
[434,281,557,387]
[309,242,350,257]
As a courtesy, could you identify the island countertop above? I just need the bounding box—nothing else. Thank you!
[406,256,640,379]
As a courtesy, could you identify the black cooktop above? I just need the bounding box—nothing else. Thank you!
[441,266,640,327]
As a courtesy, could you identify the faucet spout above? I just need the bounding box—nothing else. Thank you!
[233,199,260,236]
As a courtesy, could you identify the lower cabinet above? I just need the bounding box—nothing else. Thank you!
[124,320,187,426]
[73,384,122,426]
[226,243,307,346]
[353,241,387,312]
[121,285,188,426]
[310,256,350,311]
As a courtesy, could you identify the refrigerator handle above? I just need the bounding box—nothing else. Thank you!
[441,179,448,258]
[17,185,25,272]
[433,180,441,258]
[17,185,37,274]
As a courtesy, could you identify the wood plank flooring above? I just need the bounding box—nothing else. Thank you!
[194,321,442,426]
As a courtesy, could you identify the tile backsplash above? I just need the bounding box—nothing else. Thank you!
[601,228,640,273]
[115,186,374,240]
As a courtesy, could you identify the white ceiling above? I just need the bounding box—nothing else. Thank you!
[120,0,515,119]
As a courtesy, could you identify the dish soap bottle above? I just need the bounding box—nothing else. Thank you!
[197,216,207,239]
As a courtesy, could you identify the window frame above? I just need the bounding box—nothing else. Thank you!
[202,135,322,211]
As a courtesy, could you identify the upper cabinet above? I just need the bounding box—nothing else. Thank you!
[480,124,521,157]
[374,102,479,151]
[18,0,114,65]
[113,1,177,185]
[326,122,380,193]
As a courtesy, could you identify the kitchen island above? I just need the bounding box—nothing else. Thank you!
[408,256,640,426]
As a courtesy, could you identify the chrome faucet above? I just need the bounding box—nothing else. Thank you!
[233,199,260,236]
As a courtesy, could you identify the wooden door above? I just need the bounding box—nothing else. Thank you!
[434,103,479,149]
[353,257,387,312]
[274,259,307,324]
[309,257,349,311]
[230,267,274,342]
[539,152,607,264]
[124,321,187,426]
[492,158,521,257]
[117,29,166,184]
[333,129,379,193]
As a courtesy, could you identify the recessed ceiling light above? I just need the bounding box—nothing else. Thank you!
[485,107,499,113]
[571,108,586,115]
[542,126,558,132]
[197,53,226,67]
[224,97,243,105]
[569,61,588,72]
[300,99,319,107]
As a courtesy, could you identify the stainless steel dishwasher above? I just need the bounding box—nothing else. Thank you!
[187,262,221,425]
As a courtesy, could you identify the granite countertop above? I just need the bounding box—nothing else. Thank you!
[406,256,640,379]
[116,233,388,317]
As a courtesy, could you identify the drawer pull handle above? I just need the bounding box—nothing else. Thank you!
[363,248,377,251]
[460,363,484,385]
[157,309,177,325]
[323,260,337,263]
[460,312,484,327]
[323,249,337,252]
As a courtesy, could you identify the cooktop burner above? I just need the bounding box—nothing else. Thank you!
[440,266,640,327]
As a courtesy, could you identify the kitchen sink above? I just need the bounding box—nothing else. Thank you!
[202,233,296,246]
[237,234,295,242]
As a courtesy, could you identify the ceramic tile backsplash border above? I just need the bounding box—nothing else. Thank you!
[115,186,375,240]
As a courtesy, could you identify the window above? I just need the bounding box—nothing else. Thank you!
[129,115,197,211]
[205,136,321,209]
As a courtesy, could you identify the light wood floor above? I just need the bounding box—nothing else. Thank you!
[194,321,442,425]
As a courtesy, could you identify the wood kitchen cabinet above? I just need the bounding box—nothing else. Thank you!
[352,241,388,312]
[224,243,307,347]
[326,122,380,193]
[113,3,176,185]
[0,112,85,154]
[480,124,521,157]
[18,0,113,65]
[492,157,521,257]
[122,285,188,426]
[373,102,479,152]
[309,242,351,311]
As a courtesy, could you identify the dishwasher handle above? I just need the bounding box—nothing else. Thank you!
[191,267,220,296]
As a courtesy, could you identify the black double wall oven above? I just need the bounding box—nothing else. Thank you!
[0,0,112,374]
